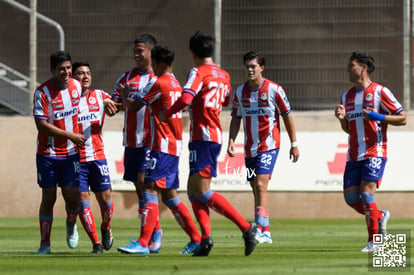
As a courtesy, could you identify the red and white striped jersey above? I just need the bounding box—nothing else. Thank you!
[78,89,111,162]
[33,78,82,157]
[340,82,403,161]
[232,79,291,158]
[183,64,231,144]
[112,68,154,148]
[137,73,183,156]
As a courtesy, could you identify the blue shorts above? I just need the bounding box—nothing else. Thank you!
[79,159,112,193]
[189,141,221,177]
[123,146,150,182]
[343,157,387,189]
[36,154,80,188]
[245,149,279,181]
[145,151,179,189]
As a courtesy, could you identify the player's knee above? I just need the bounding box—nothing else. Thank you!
[344,192,360,205]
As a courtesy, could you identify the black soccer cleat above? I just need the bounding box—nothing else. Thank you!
[101,227,114,251]
[192,236,214,257]
[243,222,257,256]
[92,243,104,254]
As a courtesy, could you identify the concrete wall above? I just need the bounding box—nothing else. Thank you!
[1,111,413,219]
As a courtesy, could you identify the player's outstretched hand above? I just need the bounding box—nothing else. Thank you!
[104,99,120,116]
[335,104,346,120]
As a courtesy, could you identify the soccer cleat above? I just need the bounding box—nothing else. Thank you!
[149,229,163,253]
[117,240,149,254]
[257,231,273,244]
[35,244,51,255]
[66,223,79,249]
[192,236,214,257]
[101,227,114,250]
[92,243,103,254]
[243,222,257,256]
[254,228,262,242]
[361,241,379,252]
[179,241,201,255]
[378,210,390,236]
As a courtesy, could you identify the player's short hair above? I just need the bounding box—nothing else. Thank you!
[72,61,90,73]
[134,34,157,48]
[50,50,71,69]
[189,31,215,58]
[349,52,375,74]
[151,45,175,66]
[243,51,266,66]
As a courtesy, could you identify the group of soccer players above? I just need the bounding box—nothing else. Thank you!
[32,29,406,256]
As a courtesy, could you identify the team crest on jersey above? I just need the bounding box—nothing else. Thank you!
[89,97,97,105]
[365,93,373,101]
[260,93,267,101]
[72,90,79,98]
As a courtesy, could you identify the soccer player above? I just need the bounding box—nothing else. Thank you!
[72,61,117,254]
[335,52,406,252]
[159,31,257,256]
[116,45,202,255]
[110,34,162,252]
[227,51,299,244]
[33,50,86,254]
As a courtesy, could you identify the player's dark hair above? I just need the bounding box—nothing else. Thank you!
[243,51,266,66]
[151,45,175,66]
[134,34,157,48]
[72,61,90,73]
[50,50,71,69]
[189,31,215,58]
[350,52,375,74]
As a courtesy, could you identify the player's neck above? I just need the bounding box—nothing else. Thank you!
[194,57,214,66]
[249,77,264,90]
[354,78,372,91]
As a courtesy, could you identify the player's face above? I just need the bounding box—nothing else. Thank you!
[133,43,152,70]
[347,59,364,83]
[245,58,264,82]
[51,60,72,88]
[73,66,92,92]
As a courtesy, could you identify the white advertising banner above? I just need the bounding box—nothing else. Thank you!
[104,131,413,192]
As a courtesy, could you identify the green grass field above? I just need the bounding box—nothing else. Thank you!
[0,217,412,274]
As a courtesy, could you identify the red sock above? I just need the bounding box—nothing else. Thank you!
[191,199,211,239]
[39,219,53,244]
[100,202,114,229]
[171,202,201,243]
[207,192,250,232]
[363,202,380,241]
[79,207,100,244]
[350,200,365,215]
[138,202,159,247]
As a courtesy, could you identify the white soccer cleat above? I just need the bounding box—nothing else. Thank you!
[361,241,379,252]
[66,223,79,249]
[257,231,273,244]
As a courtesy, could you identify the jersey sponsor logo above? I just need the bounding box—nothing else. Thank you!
[245,108,266,115]
[78,113,98,122]
[51,99,64,110]
[55,107,78,119]
[346,111,364,120]
[89,105,100,111]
